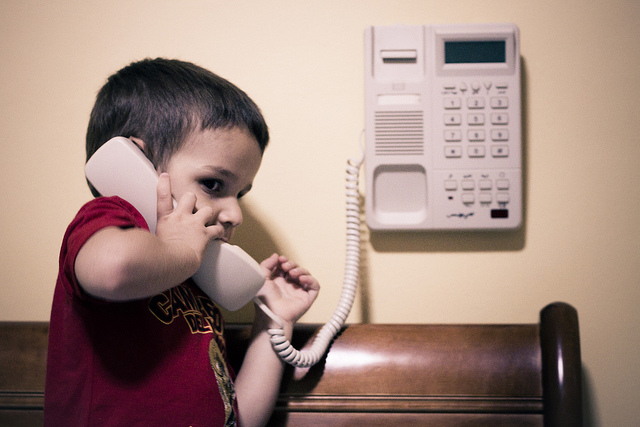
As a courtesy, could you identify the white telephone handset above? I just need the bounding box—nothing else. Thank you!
[85,136,266,312]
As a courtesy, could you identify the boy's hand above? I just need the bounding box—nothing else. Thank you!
[75,173,218,301]
[256,254,320,326]
[155,173,216,270]
[235,255,320,425]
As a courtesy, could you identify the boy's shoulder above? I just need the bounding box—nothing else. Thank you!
[68,196,149,235]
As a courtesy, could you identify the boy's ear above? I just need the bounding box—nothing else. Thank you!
[128,136,160,172]
[129,136,146,152]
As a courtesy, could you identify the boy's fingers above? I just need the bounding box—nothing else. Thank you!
[300,275,320,292]
[157,173,174,218]
[194,205,214,224]
[260,253,280,276]
[175,192,197,213]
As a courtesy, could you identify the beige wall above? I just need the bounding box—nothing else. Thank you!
[1,0,638,425]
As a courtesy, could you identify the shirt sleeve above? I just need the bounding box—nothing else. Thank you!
[57,196,148,301]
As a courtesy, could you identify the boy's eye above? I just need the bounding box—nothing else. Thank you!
[200,179,223,194]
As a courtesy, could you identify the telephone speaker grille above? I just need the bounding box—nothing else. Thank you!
[374,110,424,155]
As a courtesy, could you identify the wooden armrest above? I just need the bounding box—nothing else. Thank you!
[540,302,583,427]
[225,302,582,426]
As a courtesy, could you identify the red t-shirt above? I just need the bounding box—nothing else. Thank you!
[44,197,238,426]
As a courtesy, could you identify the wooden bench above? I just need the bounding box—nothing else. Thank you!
[0,302,581,426]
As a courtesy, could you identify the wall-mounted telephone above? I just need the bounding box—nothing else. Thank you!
[85,136,362,368]
[365,23,522,230]
[84,137,266,312]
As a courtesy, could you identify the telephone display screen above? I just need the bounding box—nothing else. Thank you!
[445,40,506,64]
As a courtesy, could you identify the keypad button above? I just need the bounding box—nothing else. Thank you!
[468,146,486,158]
[444,180,458,191]
[491,145,510,157]
[445,146,462,158]
[444,114,462,125]
[468,113,485,126]
[479,192,493,204]
[496,192,510,204]
[491,129,509,141]
[462,193,475,204]
[467,97,485,109]
[479,179,493,190]
[468,129,485,142]
[491,96,508,109]
[461,179,475,190]
[444,130,462,142]
[491,112,509,125]
[444,97,461,109]
[496,179,510,190]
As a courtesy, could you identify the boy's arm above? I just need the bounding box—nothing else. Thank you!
[234,254,319,427]
[75,173,216,301]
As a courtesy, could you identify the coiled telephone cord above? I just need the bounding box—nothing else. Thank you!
[253,151,364,367]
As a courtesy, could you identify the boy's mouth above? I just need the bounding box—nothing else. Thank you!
[215,233,232,243]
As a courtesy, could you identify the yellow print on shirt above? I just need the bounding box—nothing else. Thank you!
[148,284,223,336]
[210,339,237,426]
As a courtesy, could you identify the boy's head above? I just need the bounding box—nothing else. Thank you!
[86,58,269,197]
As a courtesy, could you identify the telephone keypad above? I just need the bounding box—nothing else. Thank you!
[441,81,513,160]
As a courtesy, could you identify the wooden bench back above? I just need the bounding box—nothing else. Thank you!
[0,302,581,426]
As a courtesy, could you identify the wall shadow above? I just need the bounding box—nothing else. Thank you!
[582,365,600,427]
[370,226,525,253]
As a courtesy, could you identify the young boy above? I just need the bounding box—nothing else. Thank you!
[44,58,319,427]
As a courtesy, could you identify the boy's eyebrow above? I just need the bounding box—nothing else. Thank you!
[205,166,236,178]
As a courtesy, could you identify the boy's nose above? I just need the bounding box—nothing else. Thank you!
[217,198,243,229]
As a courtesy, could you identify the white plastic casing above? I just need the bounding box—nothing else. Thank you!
[365,24,522,231]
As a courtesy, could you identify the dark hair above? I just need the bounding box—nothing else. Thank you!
[85,58,269,197]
